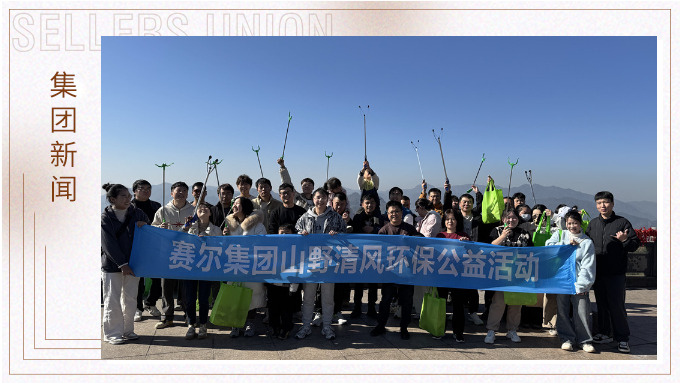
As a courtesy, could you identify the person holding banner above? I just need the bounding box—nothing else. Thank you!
[101,183,150,345]
[225,196,268,337]
[545,209,597,353]
[413,198,442,320]
[349,194,385,319]
[151,181,195,330]
[294,188,347,340]
[485,207,533,344]
[371,200,422,340]
[436,209,472,342]
[183,203,221,340]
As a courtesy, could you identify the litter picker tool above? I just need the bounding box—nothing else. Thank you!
[183,155,216,230]
[525,170,537,206]
[252,146,264,178]
[432,128,450,191]
[281,111,293,159]
[359,105,369,162]
[154,162,174,223]
[325,151,333,181]
[466,153,486,193]
[410,140,425,183]
[507,157,519,197]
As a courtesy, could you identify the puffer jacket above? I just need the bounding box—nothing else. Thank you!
[225,210,267,235]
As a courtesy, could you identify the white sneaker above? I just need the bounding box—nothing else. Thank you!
[582,343,596,353]
[145,305,161,317]
[484,330,495,344]
[506,330,521,343]
[185,325,196,340]
[333,312,348,325]
[133,309,143,322]
[107,337,125,345]
[311,312,323,327]
[295,326,312,339]
[561,340,573,351]
[321,325,336,340]
[469,312,484,326]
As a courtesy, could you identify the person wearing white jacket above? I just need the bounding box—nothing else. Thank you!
[224,196,267,338]
[545,209,597,353]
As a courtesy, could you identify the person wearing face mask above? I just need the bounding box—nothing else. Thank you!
[484,208,533,345]
[517,204,532,224]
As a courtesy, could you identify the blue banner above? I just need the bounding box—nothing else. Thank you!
[129,225,577,294]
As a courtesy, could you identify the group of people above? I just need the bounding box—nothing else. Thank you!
[101,159,641,355]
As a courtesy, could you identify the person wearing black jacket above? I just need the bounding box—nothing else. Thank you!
[130,179,162,321]
[349,194,385,318]
[586,191,640,353]
[101,183,150,345]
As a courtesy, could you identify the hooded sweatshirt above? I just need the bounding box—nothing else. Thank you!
[295,205,347,234]
[546,230,596,293]
[151,200,196,231]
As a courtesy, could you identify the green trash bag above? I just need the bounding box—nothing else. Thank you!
[482,179,504,224]
[418,287,447,337]
[209,282,252,328]
[504,291,538,306]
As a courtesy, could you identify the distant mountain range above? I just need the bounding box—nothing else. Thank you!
[102,183,657,229]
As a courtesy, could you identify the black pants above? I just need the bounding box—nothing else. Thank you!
[267,284,294,333]
[334,283,351,313]
[448,288,467,336]
[136,277,162,310]
[377,283,414,329]
[594,274,630,342]
[183,280,211,325]
[353,283,378,310]
[160,278,177,321]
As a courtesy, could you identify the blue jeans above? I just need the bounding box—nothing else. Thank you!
[556,293,593,344]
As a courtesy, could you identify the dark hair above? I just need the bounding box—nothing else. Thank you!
[324,177,342,191]
[512,192,526,200]
[278,183,295,193]
[197,202,211,210]
[171,181,189,191]
[389,186,403,196]
[386,200,403,211]
[218,183,235,194]
[234,196,254,217]
[415,198,433,211]
[333,191,347,201]
[361,194,377,203]
[236,174,252,186]
[192,182,204,191]
[428,188,442,197]
[564,210,583,223]
[278,223,296,233]
[532,204,547,212]
[443,208,464,232]
[555,204,567,213]
[103,183,129,203]
[502,207,519,220]
[132,179,150,192]
[459,193,474,203]
[594,191,614,203]
[313,188,329,198]
[301,177,315,187]
[516,204,531,214]
[256,177,271,188]
[401,195,410,202]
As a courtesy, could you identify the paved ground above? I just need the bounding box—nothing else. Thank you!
[101,288,656,360]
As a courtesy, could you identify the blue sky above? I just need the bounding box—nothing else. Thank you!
[102,37,657,202]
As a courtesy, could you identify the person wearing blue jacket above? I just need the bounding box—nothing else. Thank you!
[546,209,597,353]
[101,183,150,345]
